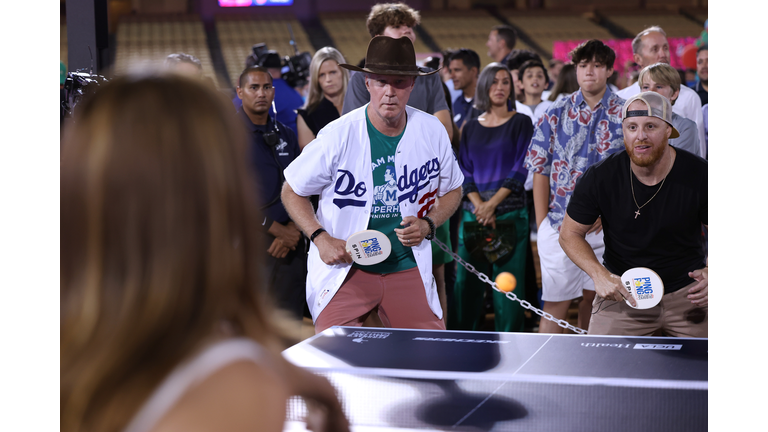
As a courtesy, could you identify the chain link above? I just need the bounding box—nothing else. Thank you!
[432,237,587,335]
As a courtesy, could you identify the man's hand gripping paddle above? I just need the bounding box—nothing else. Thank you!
[620,267,664,309]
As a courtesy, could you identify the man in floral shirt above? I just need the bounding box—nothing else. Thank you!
[524,39,625,334]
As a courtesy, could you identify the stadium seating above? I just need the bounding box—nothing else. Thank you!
[501,11,615,61]
[113,15,221,86]
[66,8,707,92]
[603,12,704,38]
[419,10,536,69]
[319,13,432,66]
[318,14,370,67]
[216,14,314,88]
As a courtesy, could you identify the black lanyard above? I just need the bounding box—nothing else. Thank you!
[256,125,286,210]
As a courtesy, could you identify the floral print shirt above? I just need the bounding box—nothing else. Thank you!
[524,88,625,230]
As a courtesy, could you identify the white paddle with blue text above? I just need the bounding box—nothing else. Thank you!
[621,267,664,309]
[346,230,392,265]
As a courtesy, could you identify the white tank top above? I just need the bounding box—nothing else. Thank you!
[122,338,268,432]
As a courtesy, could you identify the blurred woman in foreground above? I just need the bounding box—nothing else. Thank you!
[61,73,348,432]
[296,47,349,149]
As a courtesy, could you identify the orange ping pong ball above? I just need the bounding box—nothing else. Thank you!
[495,272,516,292]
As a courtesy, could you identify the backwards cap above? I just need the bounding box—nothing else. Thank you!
[622,91,680,138]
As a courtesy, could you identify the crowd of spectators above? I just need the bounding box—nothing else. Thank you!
[74,4,710,338]
[60,4,710,430]
[221,6,708,338]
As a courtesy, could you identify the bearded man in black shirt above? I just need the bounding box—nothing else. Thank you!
[559,92,708,337]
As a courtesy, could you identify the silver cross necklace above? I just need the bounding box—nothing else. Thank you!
[630,162,667,219]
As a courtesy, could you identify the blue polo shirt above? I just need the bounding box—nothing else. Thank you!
[452,95,475,129]
[238,108,300,227]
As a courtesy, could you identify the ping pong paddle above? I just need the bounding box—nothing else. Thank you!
[346,230,391,265]
[620,267,664,309]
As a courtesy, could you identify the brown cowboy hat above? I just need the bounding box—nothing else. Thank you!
[339,36,439,76]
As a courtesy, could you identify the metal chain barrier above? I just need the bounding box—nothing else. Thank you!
[431,237,588,335]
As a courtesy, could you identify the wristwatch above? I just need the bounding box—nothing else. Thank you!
[421,216,436,240]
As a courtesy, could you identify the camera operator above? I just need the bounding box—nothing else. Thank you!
[236,66,307,321]
[234,50,304,136]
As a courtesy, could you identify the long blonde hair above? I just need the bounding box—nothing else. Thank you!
[304,47,348,113]
[61,73,286,432]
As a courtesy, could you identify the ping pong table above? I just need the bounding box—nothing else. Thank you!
[283,327,707,431]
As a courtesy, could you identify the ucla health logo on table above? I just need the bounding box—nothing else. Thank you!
[633,277,655,300]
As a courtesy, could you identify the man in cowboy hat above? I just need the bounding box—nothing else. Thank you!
[342,2,458,328]
[342,3,453,141]
[282,36,464,333]
[558,91,708,337]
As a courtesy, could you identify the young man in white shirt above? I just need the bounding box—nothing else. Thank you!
[515,60,554,124]
[515,60,555,199]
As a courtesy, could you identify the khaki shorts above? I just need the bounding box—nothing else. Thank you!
[588,280,708,338]
[537,217,605,302]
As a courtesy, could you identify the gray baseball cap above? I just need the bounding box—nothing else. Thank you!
[622,91,680,139]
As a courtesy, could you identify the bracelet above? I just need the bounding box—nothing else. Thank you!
[421,216,436,240]
[310,228,327,243]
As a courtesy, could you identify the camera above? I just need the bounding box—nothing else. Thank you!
[247,43,311,89]
[62,71,109,120]
[245,24,312,89]
[281,51,311,89]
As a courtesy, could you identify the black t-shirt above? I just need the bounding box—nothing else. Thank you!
[297,97,340,136]
[566,148,707,293]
